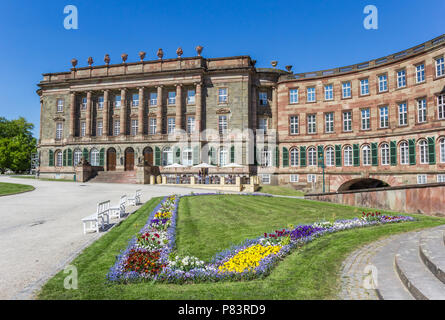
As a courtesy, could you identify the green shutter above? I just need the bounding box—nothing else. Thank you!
[335,145,342,167]
[409,139,416,165]
[49,150,54,166]
[428,137,436,164]
[99,148,105,166]
[353,144,360,167]
[82,148,89,162]
[230,145,235,163]
[67,149,72,166]
[174,147,181,164]
[155,147,161,166]
[317,145,324,167]
[193,146,199,165]
[371,143,378,166]
[63,150,67,166]
[253,145,257,165]
[274,146,279,167]
[390,141,397,166]
[209,147,216,165]
[282,147,289,167]
[300,146,306,167]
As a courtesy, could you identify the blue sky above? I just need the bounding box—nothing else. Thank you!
[0,0,443,138]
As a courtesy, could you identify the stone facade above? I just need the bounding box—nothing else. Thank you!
[37,35,445,191]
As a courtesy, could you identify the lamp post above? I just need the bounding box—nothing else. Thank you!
[318,155,325,193]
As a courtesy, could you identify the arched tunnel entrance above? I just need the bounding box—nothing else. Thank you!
[338,178,389,191]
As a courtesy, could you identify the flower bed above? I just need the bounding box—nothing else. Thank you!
[107,194,415,284]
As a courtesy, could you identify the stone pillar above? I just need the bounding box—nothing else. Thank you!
[86,91,92,137]
[39,97,43,143]
[69,92,76,137]
[195,82,202,133]
[103,90,109,136]
[175,84,183,131]
[120,88,126,135]
[156,86,163,134]
[138,87,144,136]
[251,85,257,132]
[272,86,278,130]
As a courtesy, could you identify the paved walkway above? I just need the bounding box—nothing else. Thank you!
[0,176,211,300]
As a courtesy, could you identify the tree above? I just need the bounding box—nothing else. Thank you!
[0,117,36,173]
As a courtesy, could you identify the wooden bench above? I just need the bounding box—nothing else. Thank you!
[81,200,110,234]
[109,195,127,221]
[127,189,142,206]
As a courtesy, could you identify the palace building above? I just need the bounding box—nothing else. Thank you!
[37,34,445,192]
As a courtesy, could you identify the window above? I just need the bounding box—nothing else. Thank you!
[259,92,268,105]
[182,148,193,166]
[168,91,176,105]
[324,84,333,100]
[438,94,445,120]
[258,118,268,134]
[98,96,104,109]
[379,106,389,128]
[56,123,63,140]
[149,92,157,106]
[343,111,352,132]
[308,147,317,166]
[436,57,444,77]
[361,108,370,130]
[360,79,369,95]
[149,118,157,134]
[362,145,371,166]
[80,121,86,137]
[132,94,139,107]
[219,147,228,167]
[260,148,271,167]
[325,112,334,133]
[378,74,388,92]
[218,88,228,103]
[307,174,317,183]
[187,116,195,134]
[397,70,406,88]
[73,149,82,166]
[416,64,425,83]
[437,174,445,183]
[342,82,351,98]
[290,148,299,167]
[419,140,428,164]
[219,115,228,135]
[290,174,299,183]
[131,119,138,136]
[326,147,335,167]
[440,138,445,163]
[81,97,87,110]
[187,90,196,104]
[417,99,427,123]
[162,147,173,166]
[398,102,408,126]
[55,151,63,167]
[57,99,64,112]
[400,142,409,165]
[97,121,103,137]
[289,88,298,104]
[90,148,100,166]
[344,146,353,166]
[307,87,316,102]
[381,143,390,165]
[113,120,120,136]
[114,95,121,108]
[261,174,271,184]
[417,174,427,184]
[167,117,175,134]
[290,116,299,135]
[307,114,316,134]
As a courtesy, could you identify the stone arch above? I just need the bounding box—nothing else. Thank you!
[338,178,390,191]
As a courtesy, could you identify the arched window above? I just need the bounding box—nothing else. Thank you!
[162,147,173,166]
[55,150,63,167]
[326,147,334,167]
[344,146,353,166]
[440,138,445,163]
[380,143,390,165]
[90,148,100,166]
[73,149,82,166]
[219,147,228,167]
[290,148,299,167]
[400,142,409,165]
[308,147,317,166]
[419,139,428,164]
[260,147,271,167]
[362,145,371,166]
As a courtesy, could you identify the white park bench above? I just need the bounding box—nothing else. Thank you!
[109,195,127,221]
[127,189,142,206]
[81,200,110,234]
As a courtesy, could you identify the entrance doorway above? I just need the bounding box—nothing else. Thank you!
[143,147,154,166]
[107,148,116,171]
[125,147,135,171]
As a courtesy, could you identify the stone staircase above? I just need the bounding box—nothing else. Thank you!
[88,171,137,184]
[372,225,445,300]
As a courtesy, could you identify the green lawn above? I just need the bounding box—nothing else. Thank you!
[11,175,74,182]
[257,185,305,197]
[0,182,34,196]
[38,195,445,300]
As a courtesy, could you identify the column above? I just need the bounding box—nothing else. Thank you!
[103,90,109,136]
[120,88,126,135]
[251,85,257,132]
[272,86,278,131]
[156,85,163,134]
[138,87,144,136]
[69,92,76,137]
[195,82,202,133]
[175,84,183,131]
[86,91,92,137]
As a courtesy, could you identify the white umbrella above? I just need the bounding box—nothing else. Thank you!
[193,163,216,168]
[223,163,244,168]
[164,163,186,168]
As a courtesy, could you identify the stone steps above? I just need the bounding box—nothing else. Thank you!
[89,171,137,184]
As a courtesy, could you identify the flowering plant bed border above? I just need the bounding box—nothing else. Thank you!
[106,193,414,284]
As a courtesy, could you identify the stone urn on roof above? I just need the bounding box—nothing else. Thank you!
[195,45,203,56]
[104,54,110,65]
[176,47,183,58]
[121,53,128,64]
[157,48,164,60]
[71,58,78,68]
[87,57,94,67]
[139,51,146,61]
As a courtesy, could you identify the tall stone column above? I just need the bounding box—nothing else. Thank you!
[86,91,92,137]
[120,88,126,135]
[195,82,202,133]
[138,87,144,136]
[69,92,76,137]
[103,90,109,136]
[272,86,278,131]
[175,84,183,131]
[156,85,163,134]
[251,85,257,132]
